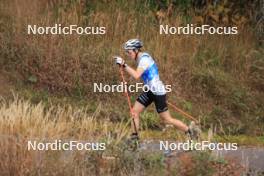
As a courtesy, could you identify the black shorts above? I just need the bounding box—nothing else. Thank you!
[136,91,168,113]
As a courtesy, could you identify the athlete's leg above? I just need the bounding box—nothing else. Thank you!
[131,101,145,133]
[159,110,188,132]
[133,91,154,134]
[153,93,188,132]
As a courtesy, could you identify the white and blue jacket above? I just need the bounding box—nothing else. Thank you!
[137,52,166,95]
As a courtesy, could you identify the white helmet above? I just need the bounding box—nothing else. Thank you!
[123,39,143,50]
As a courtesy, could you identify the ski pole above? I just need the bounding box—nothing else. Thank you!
[167,101,198,123]
[118,66,138,134]
[117,63,197,126]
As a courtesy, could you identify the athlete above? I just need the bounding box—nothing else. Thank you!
[114,39,198,141]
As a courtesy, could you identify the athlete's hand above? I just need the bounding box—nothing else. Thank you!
[114,56,126,67]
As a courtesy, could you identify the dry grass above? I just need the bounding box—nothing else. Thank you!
[0,1,263,175]
[0,95,130,175]
[1,0,260,91]
[0,95,258,176]
[0,1,263,134]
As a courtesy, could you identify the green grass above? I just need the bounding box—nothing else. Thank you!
[214,135,264,146]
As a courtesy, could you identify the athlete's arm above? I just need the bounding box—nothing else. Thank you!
[125,65,144,80]
[114,56,144,79]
